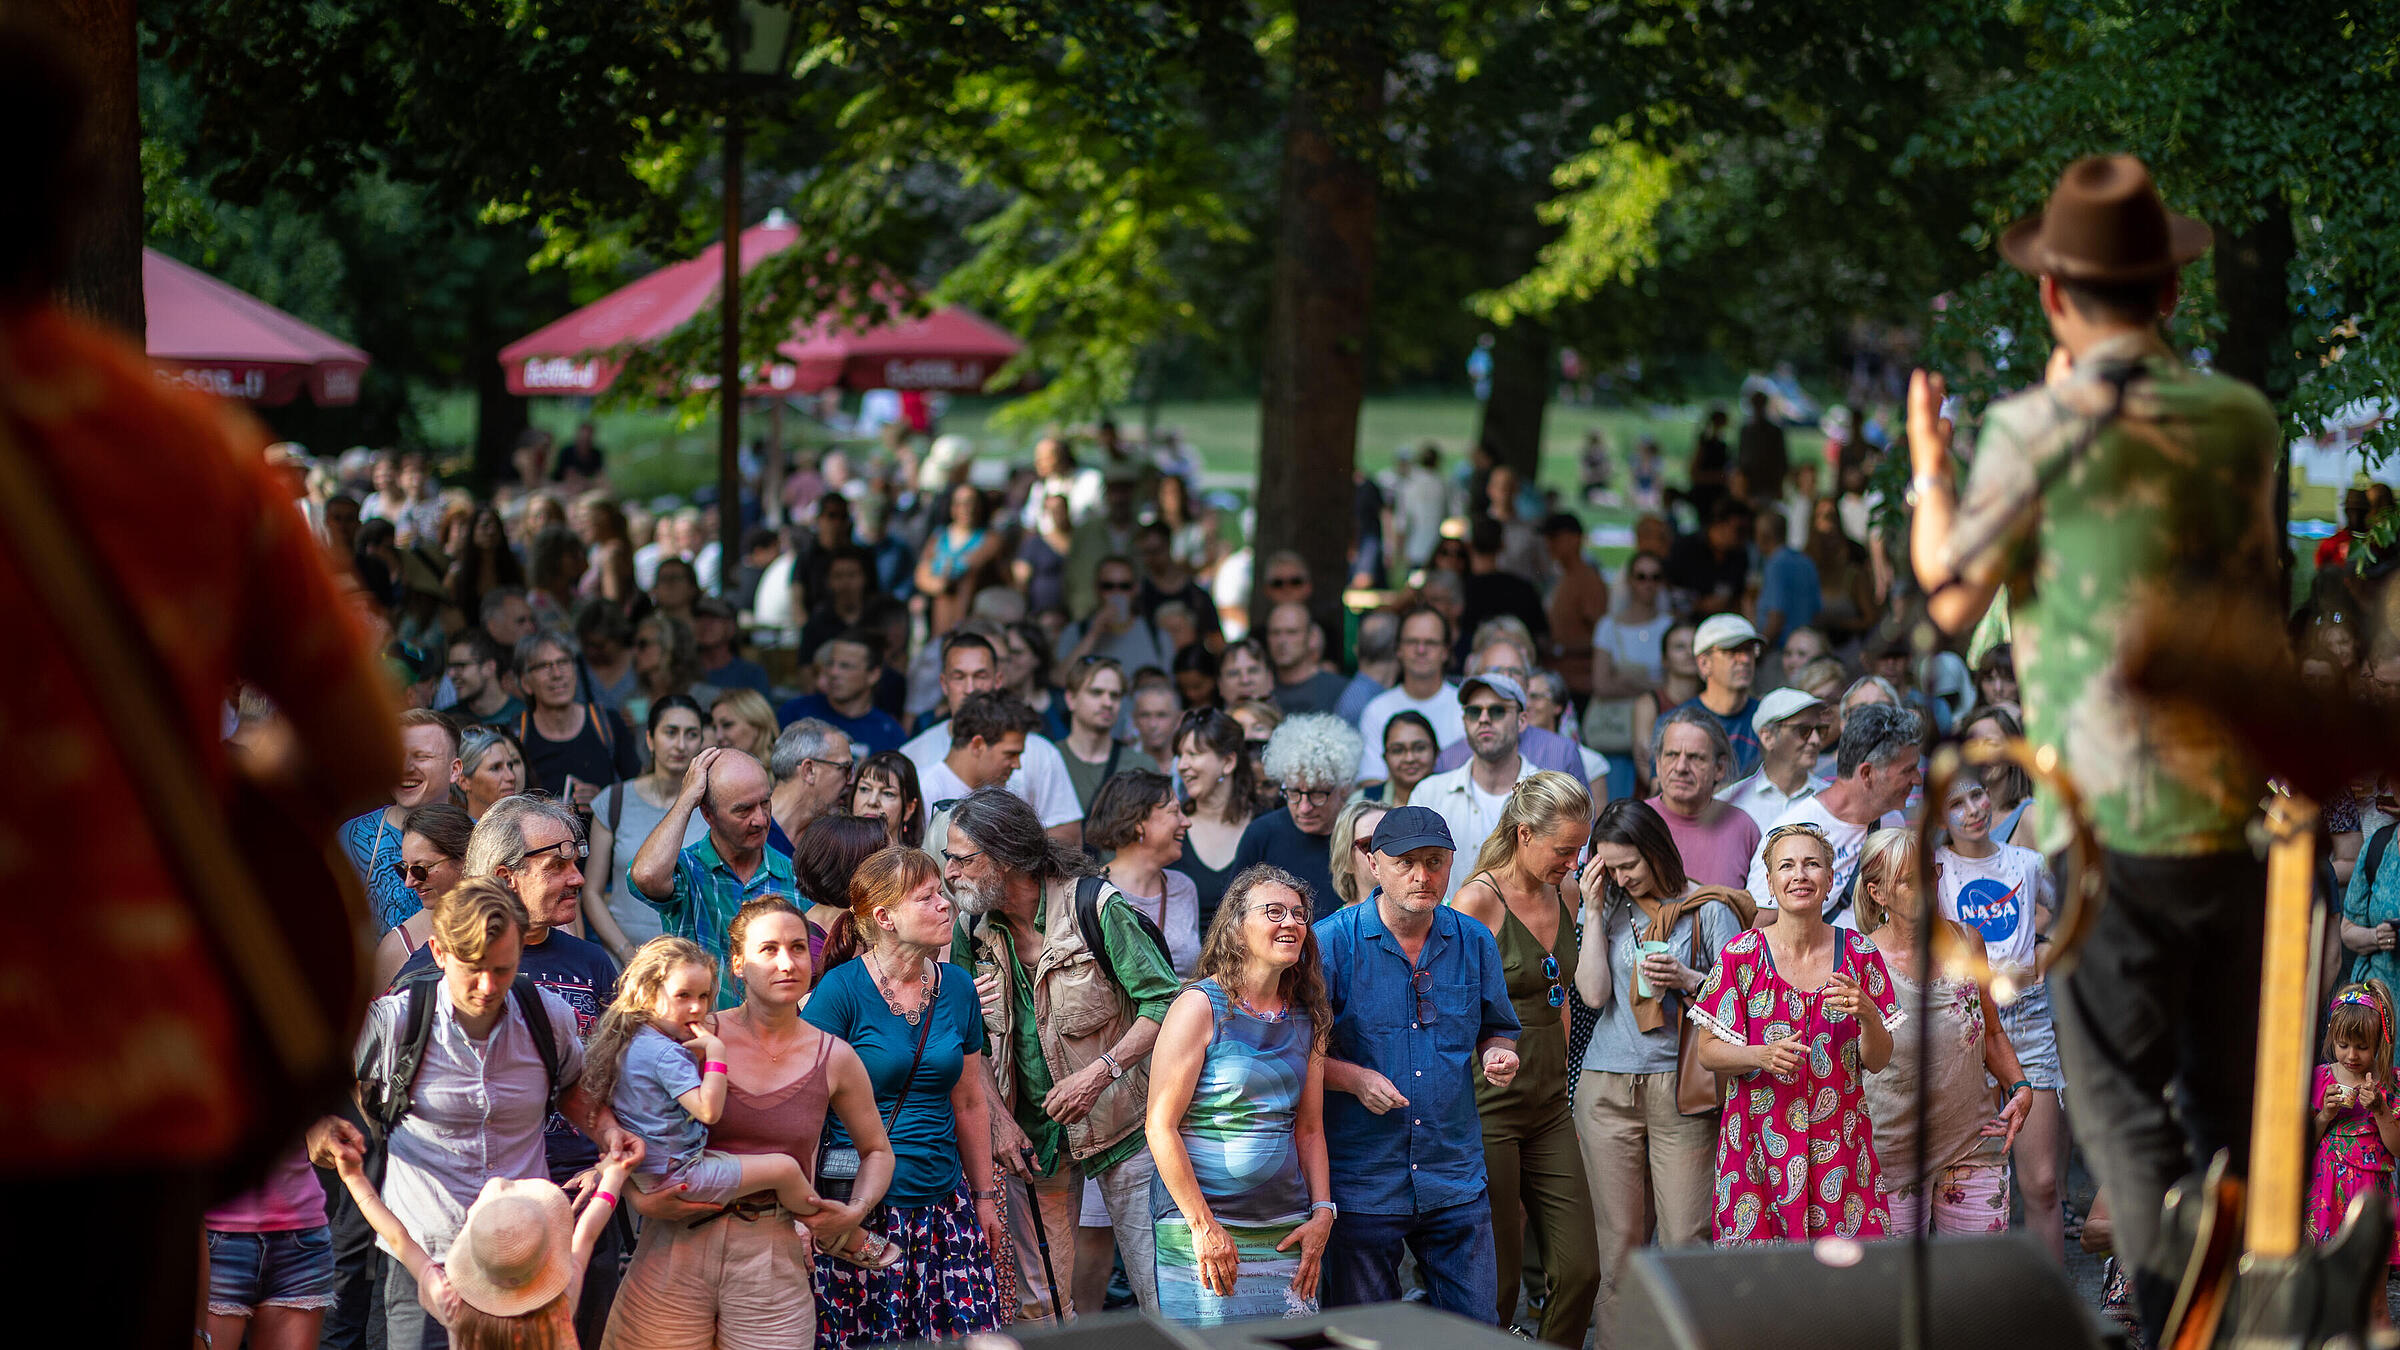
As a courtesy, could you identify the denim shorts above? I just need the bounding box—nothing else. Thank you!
[205,1226,336,1316]
[1996,979,2063,1092]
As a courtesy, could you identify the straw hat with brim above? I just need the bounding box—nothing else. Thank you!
[446,1179,574,1318]
[1999,155,2211,283]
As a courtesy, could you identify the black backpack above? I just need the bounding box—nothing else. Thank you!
[1073,873,1172,989]
[361,970,565,1138]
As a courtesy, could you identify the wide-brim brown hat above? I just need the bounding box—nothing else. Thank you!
[2000,155,2211,283]
[446,1178,574,1318]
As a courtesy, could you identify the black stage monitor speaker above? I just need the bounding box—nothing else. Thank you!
[1619,1234,2124,1350]
[912,1304,1530,1350]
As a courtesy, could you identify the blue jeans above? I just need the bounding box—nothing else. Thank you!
[1320,1199,1498,1324]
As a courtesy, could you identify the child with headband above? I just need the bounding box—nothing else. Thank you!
[2309,979,2400,1276]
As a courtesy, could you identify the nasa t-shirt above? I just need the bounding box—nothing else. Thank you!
[1936,843,2056,982]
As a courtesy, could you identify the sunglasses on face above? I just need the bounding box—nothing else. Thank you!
[1462,703,1514,723]
[390,860,442,885]
[1097,580,1136,593]
[1266,575,1307,589]
[1630,569,1664,582]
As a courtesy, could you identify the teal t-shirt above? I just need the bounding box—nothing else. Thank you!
[802,957,987,1206]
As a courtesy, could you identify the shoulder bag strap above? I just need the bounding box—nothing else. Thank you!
[0,411,330,1077]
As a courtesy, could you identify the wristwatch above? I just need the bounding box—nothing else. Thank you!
[1904,473,1952,508]
[1099,1051,1123,1080]
[1310,1200,1339,1218]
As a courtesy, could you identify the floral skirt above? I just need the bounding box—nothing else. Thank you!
[1154,1213,1318,1326]
[816,1186,1005,1348]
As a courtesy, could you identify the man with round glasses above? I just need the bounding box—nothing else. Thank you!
[1315,806,1520,1321]
[1229,713,1364,920]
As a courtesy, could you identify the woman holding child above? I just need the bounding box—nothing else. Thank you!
[601,896,896,1350]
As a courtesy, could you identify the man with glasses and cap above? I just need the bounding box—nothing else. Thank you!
[626,745,799,1008]
[1315,806,1522,1321]
[1716,687,1834,830]
[1672,613,1767,779]
[1415,672,1546,901]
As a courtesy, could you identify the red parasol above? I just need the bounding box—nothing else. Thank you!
[499,213,1021,397]
[144,249,371,406]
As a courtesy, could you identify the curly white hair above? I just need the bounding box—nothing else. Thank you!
[1261,713,1365,791]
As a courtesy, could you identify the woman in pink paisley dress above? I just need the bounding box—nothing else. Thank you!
[1691,822,1900,1245]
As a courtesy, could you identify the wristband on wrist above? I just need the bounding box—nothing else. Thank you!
[2009,1080,2033,1097]
[1905,473,1952,508]
[596,1189,619,1208]
[703,1060,730,1075]
[971,1187,1003,1200]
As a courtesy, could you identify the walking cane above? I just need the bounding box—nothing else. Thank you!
[1018,1147,1069,1324]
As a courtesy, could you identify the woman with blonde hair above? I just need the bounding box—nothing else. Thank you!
[1449,771,1600,1344]
[707,687,779,760]
[1858,828,2035,1238]
[1326,799,1388,908]
[1694,822,1900,1244]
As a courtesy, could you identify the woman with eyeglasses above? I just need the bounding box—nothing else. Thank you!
[1570,798,1747,1346]
[1585,550,1674,801]
[1144,865,1334,1324]
[1374,711,1439,807]
[368,801,475,990]
[582,694,710,964]
[1171,708,1259,932]
[451,723,526,822]
[1450,772,1600,1346]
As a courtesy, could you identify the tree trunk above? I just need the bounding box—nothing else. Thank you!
[40,0,145,336]
[1474,320,1553,482]
[2211,191,2297,599]
[1256,0,1382,639]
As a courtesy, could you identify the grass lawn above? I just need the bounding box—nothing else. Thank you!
[478,391,2337,561]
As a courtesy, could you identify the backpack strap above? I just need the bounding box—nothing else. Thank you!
[1102,738,1125,783]
[2367,822,2399,893]
[371,973,443,1137]
[1075,874,1120,989]
[511,976,566,1115]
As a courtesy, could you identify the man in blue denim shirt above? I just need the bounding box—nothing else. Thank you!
[1314,806,1522,1320]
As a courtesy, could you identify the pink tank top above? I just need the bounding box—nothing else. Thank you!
[712,1030,834,1180]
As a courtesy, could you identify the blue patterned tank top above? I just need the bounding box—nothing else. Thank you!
[1151,979,1313,1228]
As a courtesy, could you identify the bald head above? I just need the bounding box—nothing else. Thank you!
[701,750,775,862]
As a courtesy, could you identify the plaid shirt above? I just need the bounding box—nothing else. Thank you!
[644,834,798,1008]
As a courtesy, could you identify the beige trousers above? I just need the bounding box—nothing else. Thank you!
[1574,1068,1718,1350]
[1006,1148,1159,1323]
[599,1206,816,1350]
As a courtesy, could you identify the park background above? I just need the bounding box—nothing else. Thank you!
[43,0,2399,606]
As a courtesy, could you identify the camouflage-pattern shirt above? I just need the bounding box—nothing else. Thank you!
[1945,331,2280,857]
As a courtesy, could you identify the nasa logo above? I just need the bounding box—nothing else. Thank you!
[1953,876,2023,942]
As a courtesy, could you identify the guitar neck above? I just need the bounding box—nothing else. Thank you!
[2245,795,2320,1258]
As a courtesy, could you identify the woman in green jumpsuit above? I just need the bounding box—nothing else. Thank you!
[1450,770,1601,1345]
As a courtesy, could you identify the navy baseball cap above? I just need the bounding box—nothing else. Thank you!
[1371,805,1455,856]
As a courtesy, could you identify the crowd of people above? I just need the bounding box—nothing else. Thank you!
[52,152,2379,1350]
[177,356,2151,1350]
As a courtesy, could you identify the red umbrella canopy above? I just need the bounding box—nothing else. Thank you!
[780,305,1023,393]
[500,215,1022,397]
[144,249,371,406]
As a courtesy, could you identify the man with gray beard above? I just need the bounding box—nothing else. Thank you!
[945,788,1181,1322]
